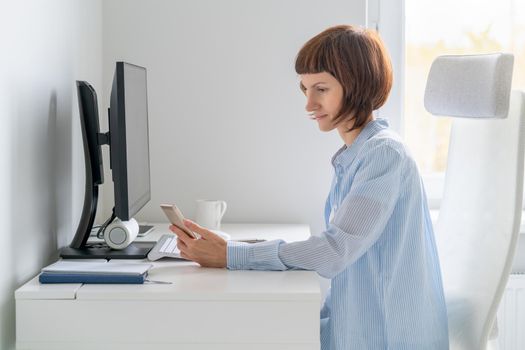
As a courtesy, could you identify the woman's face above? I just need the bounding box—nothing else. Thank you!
[300,72,344,132]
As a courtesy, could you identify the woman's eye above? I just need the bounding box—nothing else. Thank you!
[317,88,327,93]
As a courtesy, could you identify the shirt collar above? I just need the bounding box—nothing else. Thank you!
[331,118,390,169]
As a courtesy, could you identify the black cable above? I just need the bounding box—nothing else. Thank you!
[96,207,116,239]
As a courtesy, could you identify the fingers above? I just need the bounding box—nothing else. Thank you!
[172,221,226,267]
[169,224,194,244]
[179,250,191,261]
[175,229,227,267]
[183,219,214,239]
[175,235,194,261]
[176,236,188,249]
[183,219,205,233]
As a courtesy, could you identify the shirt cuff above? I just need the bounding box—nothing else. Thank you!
[227,241,251,270]
[227,239,288,270]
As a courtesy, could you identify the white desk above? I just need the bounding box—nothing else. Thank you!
[15,224,321,350]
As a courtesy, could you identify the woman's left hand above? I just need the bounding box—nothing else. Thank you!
[170,219,227,268]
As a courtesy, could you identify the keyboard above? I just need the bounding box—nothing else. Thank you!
[147,231,234,261]
[147,234,186,261]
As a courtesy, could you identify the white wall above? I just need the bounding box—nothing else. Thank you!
[101,0,367,236]
[0,2,367,347]
[0,1,102,349]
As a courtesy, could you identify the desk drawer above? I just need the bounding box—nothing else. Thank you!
[17,299,320,348]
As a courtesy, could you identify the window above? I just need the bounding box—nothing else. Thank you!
[373,0,525,207]
[405,0,525,173]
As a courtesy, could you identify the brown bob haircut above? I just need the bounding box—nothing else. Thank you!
[295,25,393,131]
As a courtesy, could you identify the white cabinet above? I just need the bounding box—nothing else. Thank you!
[15,224,321,350]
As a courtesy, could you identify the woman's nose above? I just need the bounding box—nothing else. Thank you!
[305,95,319,112]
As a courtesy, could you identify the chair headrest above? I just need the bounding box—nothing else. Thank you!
[424,53,514,118]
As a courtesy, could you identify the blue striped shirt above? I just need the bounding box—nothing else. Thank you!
[227,118,449,349]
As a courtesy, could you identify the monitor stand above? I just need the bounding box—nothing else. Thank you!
[60,241,155,259]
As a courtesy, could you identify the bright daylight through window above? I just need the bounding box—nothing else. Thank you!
[405,0,525,174]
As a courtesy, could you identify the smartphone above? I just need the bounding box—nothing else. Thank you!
[160,204,198,239]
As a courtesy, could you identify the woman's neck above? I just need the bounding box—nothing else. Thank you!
[337,116,374,146]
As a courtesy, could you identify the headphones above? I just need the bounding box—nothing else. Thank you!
[104,218,139,249]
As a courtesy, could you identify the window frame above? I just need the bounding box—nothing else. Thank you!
[368,0,444,209]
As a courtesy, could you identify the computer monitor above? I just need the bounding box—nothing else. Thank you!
[110,62,151,221]
[60,62,153,259]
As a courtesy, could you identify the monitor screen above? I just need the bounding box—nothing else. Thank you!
[110,62,151,221]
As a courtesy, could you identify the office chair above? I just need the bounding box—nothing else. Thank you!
[424,53,525,350]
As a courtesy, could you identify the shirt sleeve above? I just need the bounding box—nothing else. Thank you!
[227,142,404,279]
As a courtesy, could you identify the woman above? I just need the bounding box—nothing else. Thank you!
[171,25,449,349]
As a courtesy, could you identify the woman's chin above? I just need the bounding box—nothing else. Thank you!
[317,122,335,132]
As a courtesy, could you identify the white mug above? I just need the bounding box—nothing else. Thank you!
[195,200,227,230]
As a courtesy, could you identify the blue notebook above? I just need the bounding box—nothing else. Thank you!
[39,260,152,284]
[39,272,147,284]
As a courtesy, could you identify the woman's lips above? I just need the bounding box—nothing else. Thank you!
[309,114,328,120]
